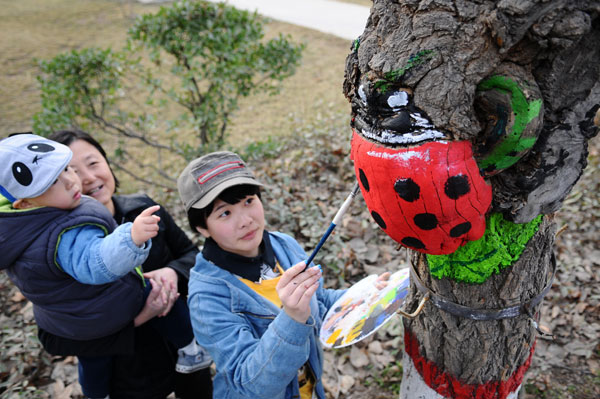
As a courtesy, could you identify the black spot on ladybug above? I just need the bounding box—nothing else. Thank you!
[401,237,426,250]
[359,169,370,192]
[414,213,438,230]
[27,143,55,153]
[394,178,420,202]
[371,211,387,229]
[450,222,472,237]
[12,162,33,186]
[444,175,470,199]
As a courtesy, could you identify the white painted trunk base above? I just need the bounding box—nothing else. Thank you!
[399,350,522,399]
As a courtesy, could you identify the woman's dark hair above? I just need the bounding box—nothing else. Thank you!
[48,129,120,189]
[187,184,261,231]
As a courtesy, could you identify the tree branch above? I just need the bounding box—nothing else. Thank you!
[181,53,204,105]
[111,160,176,191]
[119,148,178,183]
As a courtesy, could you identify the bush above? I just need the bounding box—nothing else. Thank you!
[34,0,304,188]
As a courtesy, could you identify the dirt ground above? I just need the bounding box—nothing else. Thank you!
[1,132,598,399]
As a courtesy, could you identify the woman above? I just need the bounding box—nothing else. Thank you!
[48,129,212,399]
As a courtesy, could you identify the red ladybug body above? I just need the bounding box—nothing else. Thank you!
[351,131,492,255]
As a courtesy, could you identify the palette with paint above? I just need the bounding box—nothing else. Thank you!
[320,268,410,348]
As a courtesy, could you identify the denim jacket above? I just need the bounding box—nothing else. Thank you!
[188,231,345,399]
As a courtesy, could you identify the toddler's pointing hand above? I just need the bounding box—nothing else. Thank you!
[131,205,161,247]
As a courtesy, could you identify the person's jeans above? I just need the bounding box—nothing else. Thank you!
[77,355,112,398]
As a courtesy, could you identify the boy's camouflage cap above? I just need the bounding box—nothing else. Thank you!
[0,133,72,202]
[178,151,263,212]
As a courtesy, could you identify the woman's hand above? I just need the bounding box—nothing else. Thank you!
[276,262,321,323]
[143,268,179,317]
[134,278,175,326]
[131,205,161,247]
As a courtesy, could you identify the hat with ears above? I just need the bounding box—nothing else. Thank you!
[0,133,72,202]
[177,151,263,212]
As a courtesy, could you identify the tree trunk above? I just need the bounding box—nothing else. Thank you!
[343,1,600,398]
[400,217,555,398]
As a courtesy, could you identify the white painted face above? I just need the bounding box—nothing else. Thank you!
[352,84,447,146]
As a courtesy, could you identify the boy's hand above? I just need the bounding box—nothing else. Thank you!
[276,262,321,323]
[131,205,161,247]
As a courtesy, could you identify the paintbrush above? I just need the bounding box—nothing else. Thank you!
[305,181,361,269]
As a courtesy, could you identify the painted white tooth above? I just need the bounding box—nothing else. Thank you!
[358,85,367,104]
[388,91,409,110]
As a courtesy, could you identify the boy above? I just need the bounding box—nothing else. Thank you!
[0,133,204,399]
[178,151,346,399]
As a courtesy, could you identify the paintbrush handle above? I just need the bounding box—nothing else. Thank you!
[305,182,361,268]
[305,223,335,267]
[332,182,360,225]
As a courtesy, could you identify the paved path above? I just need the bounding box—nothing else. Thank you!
[140,0,371,41]
[207,0,369,41]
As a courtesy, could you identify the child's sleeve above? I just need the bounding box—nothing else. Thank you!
[56,223,151,285]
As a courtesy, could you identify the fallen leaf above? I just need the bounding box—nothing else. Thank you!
[10,291,26,302]
[368,340,383,355]
[349,346,370,368]
[339,375,355,394]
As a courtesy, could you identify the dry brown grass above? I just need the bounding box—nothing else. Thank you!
[232,21,353,145]
[0,0,356,147]
[0,0,154,132]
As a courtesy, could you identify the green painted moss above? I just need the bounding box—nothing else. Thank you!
[374,50,434,93]
[426,213,543,284]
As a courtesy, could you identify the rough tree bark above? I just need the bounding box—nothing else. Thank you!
[343,1,599,398]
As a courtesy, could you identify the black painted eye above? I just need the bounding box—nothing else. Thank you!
[27,143,55,153]
[380,111,413,133]
[12,162,33,186]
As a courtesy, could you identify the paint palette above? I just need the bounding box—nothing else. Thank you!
[320,268,410,348]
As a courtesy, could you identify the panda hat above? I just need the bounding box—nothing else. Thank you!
[0,133,73,202]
